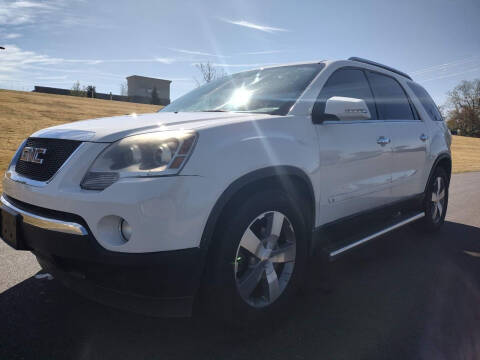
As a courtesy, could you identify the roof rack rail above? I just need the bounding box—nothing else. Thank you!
[348,57,412,80]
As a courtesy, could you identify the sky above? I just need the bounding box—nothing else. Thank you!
[0,0,479,106]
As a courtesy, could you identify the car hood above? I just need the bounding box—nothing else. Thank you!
[31,111,274,142]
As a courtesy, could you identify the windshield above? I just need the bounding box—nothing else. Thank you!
[161,63,324,115]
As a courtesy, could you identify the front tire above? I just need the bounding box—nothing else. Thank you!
[200,189,309,326]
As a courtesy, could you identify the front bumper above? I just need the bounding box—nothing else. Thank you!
[1,195,205,317]
[3,141,219,253]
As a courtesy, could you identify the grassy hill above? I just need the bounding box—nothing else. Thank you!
[0,89,479,193]
[0,89,161,192]
[451,135,480,174]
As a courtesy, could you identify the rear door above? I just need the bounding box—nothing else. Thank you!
[366,71,428,200]
[315,68,393,224]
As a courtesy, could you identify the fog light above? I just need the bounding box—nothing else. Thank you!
[120,219,132,241]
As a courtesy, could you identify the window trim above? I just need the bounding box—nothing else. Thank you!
[364,69,421,121]
[312,66,422,124]
[406,81,444,122]
[312,66,379,123]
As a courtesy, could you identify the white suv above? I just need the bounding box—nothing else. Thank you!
[1,57,451,321]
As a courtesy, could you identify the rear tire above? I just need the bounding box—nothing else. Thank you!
[200,188,309,327]
[414,167,449,233]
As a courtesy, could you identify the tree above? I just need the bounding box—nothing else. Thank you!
[85,85,96,99]
[195,61,226,85]
[445,79,480,137]
[150,86,160,105]
[70,81,86,97]
[120,81,128,96]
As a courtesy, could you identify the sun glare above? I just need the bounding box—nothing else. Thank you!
[228,86,253,107]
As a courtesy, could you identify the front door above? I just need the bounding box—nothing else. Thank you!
[314,68,393,225]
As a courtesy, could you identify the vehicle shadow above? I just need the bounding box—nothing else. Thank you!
[1,221,479,360]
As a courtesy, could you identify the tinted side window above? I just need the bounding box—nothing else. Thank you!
[408,82,443,121]
[367,72,414,120]
[315,69,377,120]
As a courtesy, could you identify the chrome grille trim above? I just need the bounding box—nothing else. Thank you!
[6,143,85,187]
[14,138,82,182]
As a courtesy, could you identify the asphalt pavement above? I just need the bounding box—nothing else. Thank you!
[1,172,479,360]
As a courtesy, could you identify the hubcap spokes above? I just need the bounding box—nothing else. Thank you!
[431,176,445,222]
[234,211,296,308]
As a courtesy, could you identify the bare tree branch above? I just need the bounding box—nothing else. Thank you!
[194,61,226,85]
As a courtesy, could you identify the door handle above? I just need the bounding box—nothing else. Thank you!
[377,136,391,146]
[420,133,429,142]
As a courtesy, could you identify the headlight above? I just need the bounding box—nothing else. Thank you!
[81,131,197,190]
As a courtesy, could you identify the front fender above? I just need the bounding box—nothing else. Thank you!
[181,115,320,245]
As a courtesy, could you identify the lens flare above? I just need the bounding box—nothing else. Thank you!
[228,86,253,107]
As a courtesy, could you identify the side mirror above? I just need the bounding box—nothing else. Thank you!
[322,96,371,121]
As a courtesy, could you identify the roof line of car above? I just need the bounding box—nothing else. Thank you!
[347,57,413,81]
[244,58,414,83]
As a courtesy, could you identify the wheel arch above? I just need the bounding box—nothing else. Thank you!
[425,153,452,193]
[199,166,316,251]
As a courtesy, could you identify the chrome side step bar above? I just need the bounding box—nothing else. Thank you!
[329,212,425,259]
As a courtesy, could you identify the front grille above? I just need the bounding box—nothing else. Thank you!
[15,138,81,182]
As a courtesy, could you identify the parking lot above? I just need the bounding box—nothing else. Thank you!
[1,172,479,360]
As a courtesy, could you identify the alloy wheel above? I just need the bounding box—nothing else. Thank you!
[431,176,446,223]
[234,211,296,308]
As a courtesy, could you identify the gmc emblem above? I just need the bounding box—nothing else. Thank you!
[20,147,47,164]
